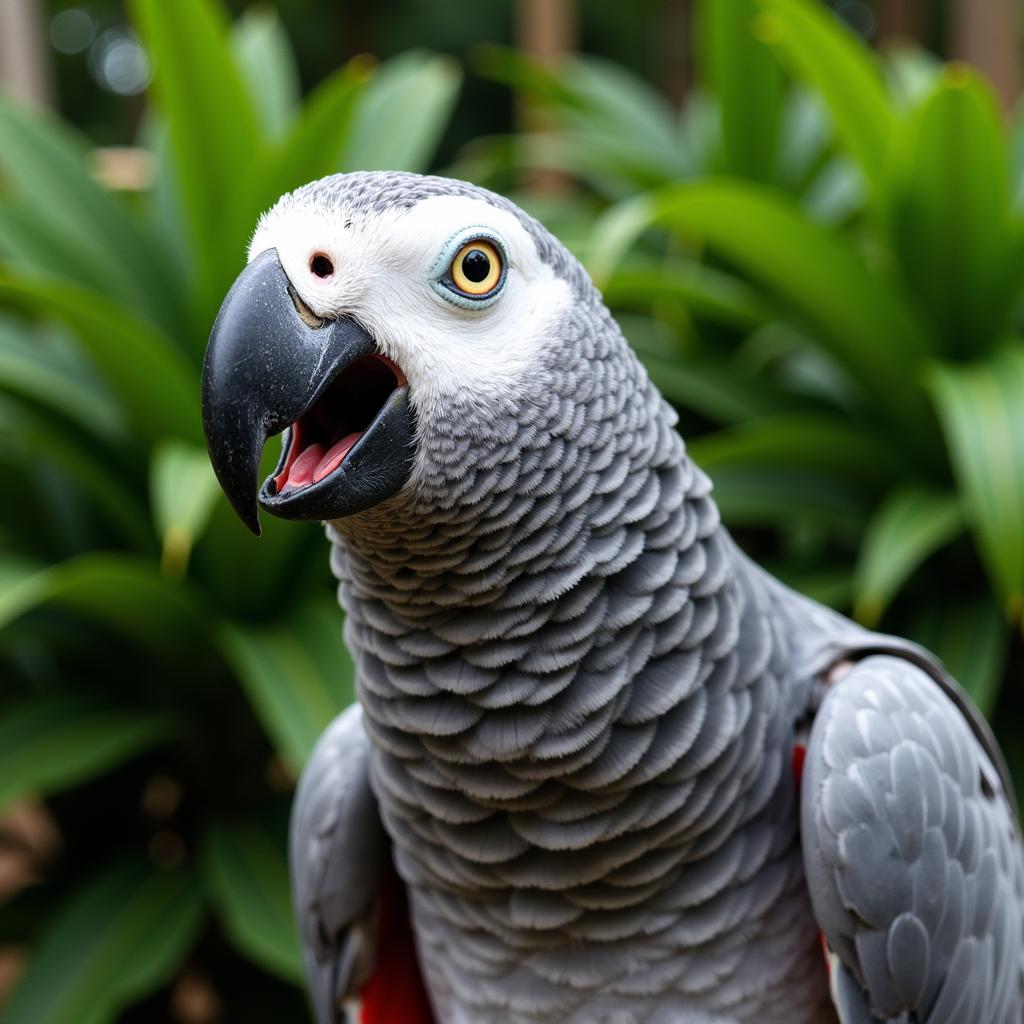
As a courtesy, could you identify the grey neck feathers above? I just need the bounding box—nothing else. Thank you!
[328,300,794,891]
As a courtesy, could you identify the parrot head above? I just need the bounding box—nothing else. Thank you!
[202,172,591,535]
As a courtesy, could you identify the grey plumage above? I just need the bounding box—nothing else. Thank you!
[802,655,1024,1024]
[255,172,1024,1024]
[291,703,386,1023]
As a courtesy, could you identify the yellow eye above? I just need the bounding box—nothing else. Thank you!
[450,240,502,296]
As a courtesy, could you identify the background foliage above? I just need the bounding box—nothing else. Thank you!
[2,0,1023,1021]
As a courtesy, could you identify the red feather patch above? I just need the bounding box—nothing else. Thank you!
[791,742,807,785]
[792,742,832,986]
[360,865,436,1024]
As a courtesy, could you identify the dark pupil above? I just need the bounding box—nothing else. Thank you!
[461,249,491,283]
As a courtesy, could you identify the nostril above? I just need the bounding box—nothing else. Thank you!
[310,253,334,278]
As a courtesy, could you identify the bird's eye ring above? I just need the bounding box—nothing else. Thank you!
[450,240,502,296]
[310,253,334,279]
[432,231,508,309]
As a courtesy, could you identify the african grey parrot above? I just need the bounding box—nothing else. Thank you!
[201,171,1024,1024]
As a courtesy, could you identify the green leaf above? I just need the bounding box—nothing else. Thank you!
[0,273,200,444]
[0,402,152,548]
[1011,95,1024,210]
[906,594,1008,717]
[222,16,370,267]
[0,555,62,631]
[239,58,369,218]
[637,355,803,423]
[0,95,183,342]
[756,0,896,200]
[0,553,203,648]
[802,156,864,224]
[884,45,942,109]
[698,462,867,528]
[589,181,931,436]
[478,47,691,191]
[0,317,124,442]
[690,412,902,485]
[696,0,783,181]
[201,817,302,981]
[475,43,586,111]
[190,442,322,621]
[346,51,461,172]
[689,413,896,529]
[217,600,354,772]
[852,486,963,626]
[560,57,693,186]
[150,441,222,578]
[602,256,776,329]
[130,0,264,315]
[888,66,1015,358]
[930,347,1024,620]
[5,858,203,1024]
[0,199,131,308]
[231,6,300,141]
[774,89,831,190]
[0,693,174,812]
[680,87,724,178]
[139,113,192,319]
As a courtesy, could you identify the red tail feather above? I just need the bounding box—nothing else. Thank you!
[360,865,436,1024]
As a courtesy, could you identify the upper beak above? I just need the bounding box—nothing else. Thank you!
[201,248,416,535]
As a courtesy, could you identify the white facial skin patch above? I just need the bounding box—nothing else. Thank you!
[248,194,571,426]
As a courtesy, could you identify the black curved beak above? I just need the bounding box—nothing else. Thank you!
[201,249,416,535]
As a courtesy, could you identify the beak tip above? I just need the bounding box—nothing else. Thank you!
[239,501,263,537]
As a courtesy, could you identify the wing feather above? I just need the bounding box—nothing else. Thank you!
[290,703,388,1024]
[801,655,1024,1023]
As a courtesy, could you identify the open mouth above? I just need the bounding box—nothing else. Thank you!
[271,352,407,494]
[203,249,418,531]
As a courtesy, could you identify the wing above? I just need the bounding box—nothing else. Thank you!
[290,703,388,1023]
[801,654,1024,1024]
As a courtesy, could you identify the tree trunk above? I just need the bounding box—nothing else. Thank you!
[517,0,576,71]
[0,0,53,108]
[876,0,926,47]
[950,0,1019,110]
[658,0,694,110]
[516,0,576,195]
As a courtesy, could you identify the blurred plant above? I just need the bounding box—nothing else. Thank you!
[0,0,459,1020]
[465,0,1024,735]
[5,0,1024,1019]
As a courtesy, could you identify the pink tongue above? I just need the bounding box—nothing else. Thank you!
[313,432,362,483]
[280,432,363,492]
[282,443,325,491]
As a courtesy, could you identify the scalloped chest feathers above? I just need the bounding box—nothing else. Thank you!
[328,326,836,1022]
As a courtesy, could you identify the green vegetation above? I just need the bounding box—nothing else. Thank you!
[1,0,1023,1020]
[0,0,457,1019]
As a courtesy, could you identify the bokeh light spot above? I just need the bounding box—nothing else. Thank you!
[49,8,96,55]
[88,29,150,96]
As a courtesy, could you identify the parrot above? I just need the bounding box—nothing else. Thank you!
[201,171,1024,1024]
